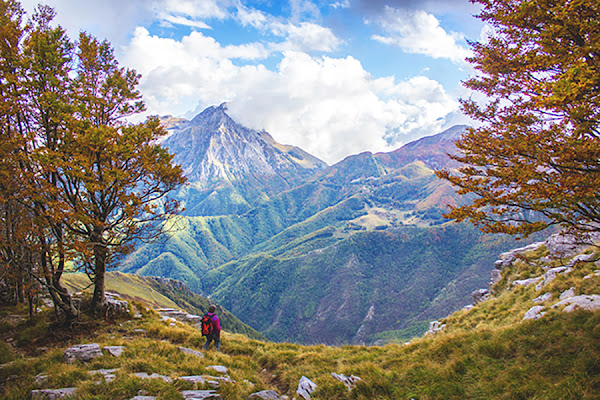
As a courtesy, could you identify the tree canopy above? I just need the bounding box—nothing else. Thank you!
[0,0,185,320]
[437,0,600,240]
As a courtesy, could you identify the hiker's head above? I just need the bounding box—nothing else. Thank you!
[208,305,216,313]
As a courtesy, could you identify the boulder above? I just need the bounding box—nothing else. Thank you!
[297,376,317,400]
[206,365,227,374]
[180,389,223,399]
[64,344,103,364]
[544,232,600,259]
[331,373,361,390]
[513,277,541,287]
[179,375,220,388]
[179,346,204,358]
[89,368,119,383]
[535,266,570,291]
[31,388,77,399]
[523,305,546,321]
[130,397,157,400]
[104,346,125,357]
[553,295,600,313]
[559,287,576,300]
[247,390,283,399]
[532,292,553,303]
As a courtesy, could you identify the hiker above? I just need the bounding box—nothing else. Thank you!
[201,305,221,351]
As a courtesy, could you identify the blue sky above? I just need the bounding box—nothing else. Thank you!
[20,0,486,164]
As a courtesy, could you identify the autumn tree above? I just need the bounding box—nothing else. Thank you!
[0,0,185,319]
[58,33,185,312]
[437,0,600,240]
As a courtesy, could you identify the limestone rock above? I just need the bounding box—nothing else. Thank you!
[34,373,49,387]
[105,294,130,317]
[130,396,157,400]
[207,365,227,374]
[533,292,553,303]
[544,232,600,259]
[513,277,541,287]
[297,376,317,400]
[179,375,220,388]
[535,266,570,291]
[583,270,600,280]
[566,253,595,268]
[426,320,446,335]
[247,389,283,399]
[104,346,125,357]
[31,388,77,399]
[89,368,119,383]
[179,346,204,357]
[553,295,600,313]
[64,344,103,364]
[560,287,576,300]
[472,288,490,304]
[133,372,172,383]
[180,389,223,399]
[494,242,544,269]
[523,305,546,321]
[331,373,361,390]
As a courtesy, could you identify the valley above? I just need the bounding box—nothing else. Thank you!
[118,105,541,345]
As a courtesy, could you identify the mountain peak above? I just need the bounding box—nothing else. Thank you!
[190,102,232,127]
[162,104,327,215]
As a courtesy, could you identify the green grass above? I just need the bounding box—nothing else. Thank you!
[2,242,600,399]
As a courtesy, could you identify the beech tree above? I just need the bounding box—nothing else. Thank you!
[437,0,600,239]
[0,0,185,319]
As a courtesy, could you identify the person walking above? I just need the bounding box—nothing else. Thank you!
[201,305,221,351]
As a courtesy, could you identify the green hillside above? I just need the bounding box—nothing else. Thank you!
[2,236,598,399]
[62,272,264,341]
[120,152,543,345]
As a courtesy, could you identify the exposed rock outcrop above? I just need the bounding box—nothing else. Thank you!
[31,388,77,399]
[247,390,283,400]
[331,373,361,390]
[553,295,600,312]
[64,344,103,364]
[297,376,317,400]
[523,305,547,321]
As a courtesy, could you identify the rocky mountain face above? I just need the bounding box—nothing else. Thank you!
[121,107,540,345]
[161,103,327,216]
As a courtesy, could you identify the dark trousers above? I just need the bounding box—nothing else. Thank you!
[203,334,221,351]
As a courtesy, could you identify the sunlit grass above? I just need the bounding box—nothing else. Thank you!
[2,244,600,399]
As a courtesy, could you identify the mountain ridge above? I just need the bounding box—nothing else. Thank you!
[122,106,530,345]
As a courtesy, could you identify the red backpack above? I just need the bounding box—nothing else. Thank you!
[201,313,215,336]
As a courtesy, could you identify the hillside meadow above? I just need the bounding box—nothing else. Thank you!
[1,240,599,399]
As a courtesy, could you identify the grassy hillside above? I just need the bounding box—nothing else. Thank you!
[2,236,599,399]
[63,272,264,341]
[207,223,541,344]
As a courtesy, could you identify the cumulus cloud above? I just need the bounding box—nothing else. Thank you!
[270,22,343,53]
[369,6,471,64]
[123,29,458,164]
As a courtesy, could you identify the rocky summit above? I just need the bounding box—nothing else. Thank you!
[161,103,327,216]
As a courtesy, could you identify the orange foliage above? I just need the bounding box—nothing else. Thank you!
[437,0,600,239]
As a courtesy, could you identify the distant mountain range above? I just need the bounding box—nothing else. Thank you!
[120,105,537,345]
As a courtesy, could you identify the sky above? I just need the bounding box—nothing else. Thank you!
[18,0,487,164]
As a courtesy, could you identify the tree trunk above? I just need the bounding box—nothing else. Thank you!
[90,229,107,314]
